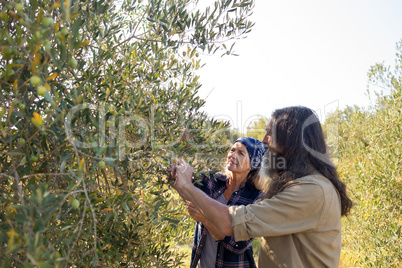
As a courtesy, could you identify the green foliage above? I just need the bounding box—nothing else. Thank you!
[325,41,402,267]
[246,116,269,141]
[0,0,255,266]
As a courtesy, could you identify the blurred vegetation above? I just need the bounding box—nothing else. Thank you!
[246,116,269,141]
[324,41,402,267]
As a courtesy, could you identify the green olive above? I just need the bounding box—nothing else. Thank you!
[35,31,42,40]
[68,58,78,68]
[99,160,105,169]
[30,75,42,86]
[60,28,68,36]
[37,86,46,96]
[71,199,80,209]
[2,48,13,60]
[42,17,54,28]
[44,40,51,52]
[16,4,23,12]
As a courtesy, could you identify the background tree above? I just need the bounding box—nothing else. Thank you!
[0,0,255,266]
[246,116,269,141]
[324,41,402,267]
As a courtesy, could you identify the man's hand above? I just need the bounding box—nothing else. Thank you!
[171,159,193,190]
[166,159,234,237]
[165,166,176,186]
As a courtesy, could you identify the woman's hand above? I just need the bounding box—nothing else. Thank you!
[186,201,205,222]
[187,201,226,240]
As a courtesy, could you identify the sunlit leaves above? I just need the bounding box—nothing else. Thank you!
[0,0,254,266]
[325,42,402,267]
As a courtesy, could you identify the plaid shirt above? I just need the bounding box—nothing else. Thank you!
[190,172,263,268]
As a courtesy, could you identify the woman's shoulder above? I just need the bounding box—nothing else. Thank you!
[194,171,227,192]
[198,171,227,181]
[244,181,264,198]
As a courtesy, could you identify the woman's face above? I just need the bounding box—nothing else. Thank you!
[226,142,251,174]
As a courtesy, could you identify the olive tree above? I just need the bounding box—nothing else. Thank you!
[0,0,255,266]
[324,41,402,267]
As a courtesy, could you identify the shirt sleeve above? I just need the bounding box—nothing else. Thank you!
[228,181,325,241]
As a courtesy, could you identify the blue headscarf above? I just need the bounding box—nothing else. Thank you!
[234,137,266,170]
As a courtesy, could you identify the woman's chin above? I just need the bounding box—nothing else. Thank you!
[227,165,236,171]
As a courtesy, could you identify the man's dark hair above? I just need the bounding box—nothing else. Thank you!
[264,106,353,216]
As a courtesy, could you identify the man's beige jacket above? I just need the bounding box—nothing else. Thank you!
[229,174,342,268]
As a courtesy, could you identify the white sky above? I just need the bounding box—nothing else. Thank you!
[196,0,402,132]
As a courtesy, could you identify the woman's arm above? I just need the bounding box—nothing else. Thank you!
[188,202,255,253]
[172,160,234,236]
[186,202,226,240]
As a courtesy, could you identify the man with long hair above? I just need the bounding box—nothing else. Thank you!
[170,106,353,267]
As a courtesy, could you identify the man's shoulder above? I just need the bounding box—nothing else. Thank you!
[293,173,330,185]
[289,173,337,196]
